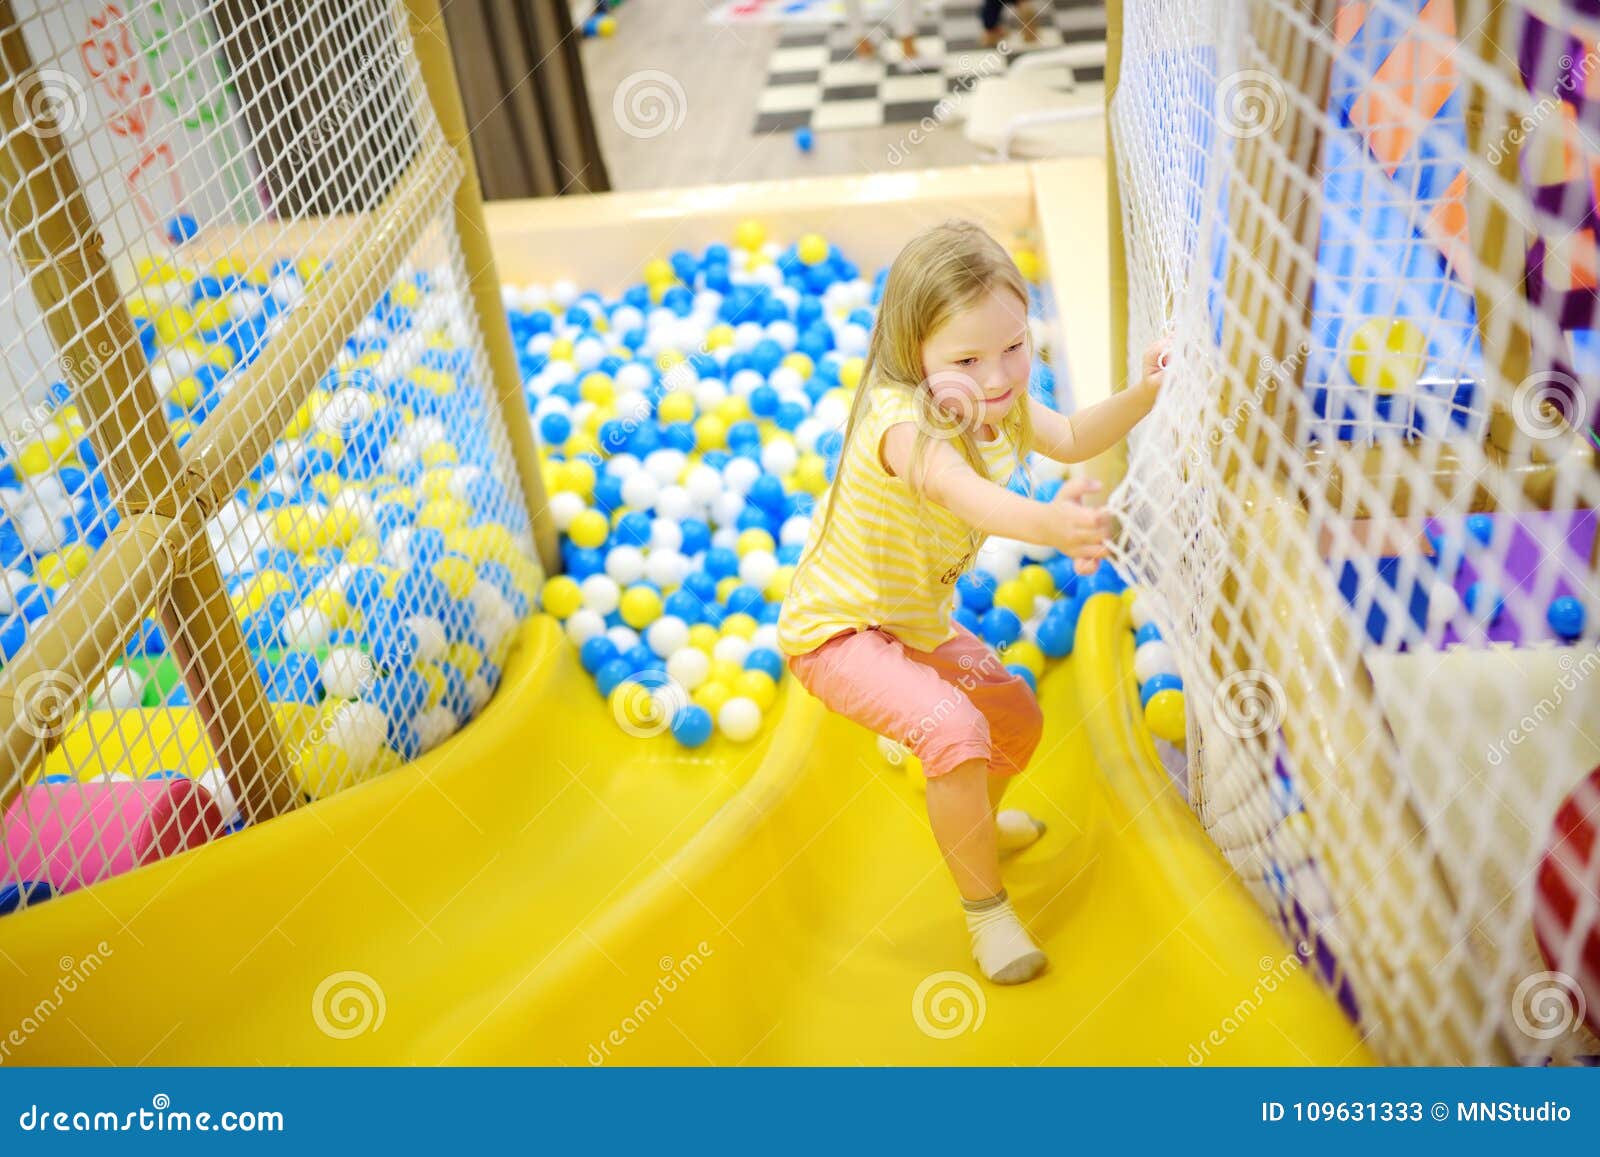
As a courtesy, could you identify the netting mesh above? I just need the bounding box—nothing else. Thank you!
[1112,0,1600,1063]
[0,1,538,916]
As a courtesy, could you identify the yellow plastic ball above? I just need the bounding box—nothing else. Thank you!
[764,565,794,602]
[420,443,458,469]
[839,357,866,391]
[688,624,720,653]
[580,372,615,406]
[1001,639,1046,678]
[994,578,1035,620]
[710,658,744,687]
[797,233,830,266]
[781,352,814,379]
[1144,689,1187,745]
[715,395,750,425]
[736,670,777,710]
[721,612,757,640]
[171,376,204,409]
[643,258,675,286]
[705,324,736,351]
[319,508,361,549]
[693,414,727,450]
[16,442,55,476]
[716,576,741,603]
[658,391,696,424]
[1347,317,1428,392]
[736,528,775,558]
[564,459,596,499]
[433,557,477,601]
[344,537,380,565]
[568,509,609,549]
[1012,248,1042,283]
[693,681,733,716]
[445,642,483,678]
[619,585,662,629]
[795,454,828,495]
[734,220,766,251]
[418,498,468,531]
[548,337,575,362]
[1020,564,1056,598]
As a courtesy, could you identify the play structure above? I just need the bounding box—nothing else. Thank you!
[0,0,1592,1065]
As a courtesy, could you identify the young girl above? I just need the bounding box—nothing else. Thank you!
[778,220,1163,985]
[842,0,920,64]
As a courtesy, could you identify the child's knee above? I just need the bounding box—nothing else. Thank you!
[909,699,991,779]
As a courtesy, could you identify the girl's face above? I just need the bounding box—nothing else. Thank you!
[920,287,1030,431]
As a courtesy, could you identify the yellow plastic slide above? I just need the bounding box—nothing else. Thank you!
[0,596,1368,1065]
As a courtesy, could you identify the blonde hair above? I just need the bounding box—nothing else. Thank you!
[810,219,1033,562]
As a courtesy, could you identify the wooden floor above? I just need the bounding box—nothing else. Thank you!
[579,3,1001,191]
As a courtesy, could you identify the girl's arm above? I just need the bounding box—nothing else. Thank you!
[1030,342,1167,465]
[882,422,1112,567]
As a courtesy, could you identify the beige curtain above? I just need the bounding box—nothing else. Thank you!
[442,1,611,199]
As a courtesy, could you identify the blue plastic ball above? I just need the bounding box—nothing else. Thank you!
[539,411,572,446]
[1466,581,1504,626]
[1007,664,1038,693]
[1089,560,1127,595]
[952,606,982,636]
[671,704,715,748]
[580,636,620,674]
[1548,595,1585,641]
[1134,622,1162,646]
[1036,600,1082,658]
[744,647,784,681]
[704,547,740,580]
[679,518,712,557]
[1139,672,1184,708]
[595,657,633,698]
[957,571,997,614]
[980,607,1023,648]
[1464,513,1495,547]
[795,126,814,152]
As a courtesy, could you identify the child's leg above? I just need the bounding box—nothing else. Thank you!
[842,0,874,57]
[925,758,1002,899]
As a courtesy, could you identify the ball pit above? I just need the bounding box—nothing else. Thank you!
[516,223,1105,751]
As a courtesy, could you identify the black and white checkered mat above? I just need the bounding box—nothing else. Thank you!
[752,1,1107,134]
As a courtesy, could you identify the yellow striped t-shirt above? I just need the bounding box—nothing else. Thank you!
[778,385,1022,655]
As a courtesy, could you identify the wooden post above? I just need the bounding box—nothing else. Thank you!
[401,0,560,576]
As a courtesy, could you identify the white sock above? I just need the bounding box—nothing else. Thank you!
[963,890,1048,984]
[996,808,1046,855]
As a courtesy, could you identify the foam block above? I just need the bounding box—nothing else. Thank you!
[2,779,227,894]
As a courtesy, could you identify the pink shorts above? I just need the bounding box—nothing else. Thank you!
[786,626,1044,780]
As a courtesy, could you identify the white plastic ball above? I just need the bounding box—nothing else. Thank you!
[667,646,711,691]
[415,705,458,753]
[645,549,689,590]
[769,366,804,395]
[766,320,798,350]
[605,452,641,479]
[644,449,686,486]
[761,439,798,477]
[612,306,645,335]
[813,393,850,432]
[580,573,621,615]
[712,635,751,666]
[779,515,811,547]
[604,546,646,585]
[734,322,763,351]
[195,766,241,825]
[650,518,684,552]
[465,675,493,717]
[574,338,605,370]
[616,392,652,424]
[723,458,761,496]
[94,666,147,710]
[646,615,691,658]
[1426,583,1461,628]
[1133,640,1178,683]
[795,418,824,454]
[550,279,579,307]
[693,379,728,410]
[739,550,779,589]
[837,323,870,357]
[615,362,653,393]
[321,643,377,697]
[605,625,640,652]
[405,615,448,663]
[685,464,723,506]
[711,491,746,529]
[621,472,660,511]
[710,527,739,551]
[549,491,585,530]
[730,369,765,397]
[1130,593,1153,630]
[655,487,692,524]
[281,606,333,651]
[565,608,606,646]
[751,625,781,654]
[327,701,387,770]
[717,697,763,743]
